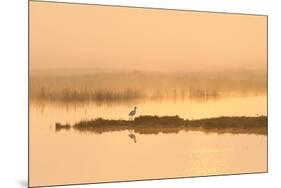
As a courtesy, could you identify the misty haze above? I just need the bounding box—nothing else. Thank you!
[29,1,267,187]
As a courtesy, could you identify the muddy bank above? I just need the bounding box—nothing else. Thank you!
[56,115,267,135]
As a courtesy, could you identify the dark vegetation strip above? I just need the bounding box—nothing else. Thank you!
[56,115,267,135]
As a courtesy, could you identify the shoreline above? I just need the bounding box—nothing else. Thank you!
[56,115,267,135]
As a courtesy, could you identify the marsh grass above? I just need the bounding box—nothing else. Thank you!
[65,115,267,135]
[30,70,266,104]
[55,123,71,131]
[36,88,144,102]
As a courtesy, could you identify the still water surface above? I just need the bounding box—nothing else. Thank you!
[30,95,267,186]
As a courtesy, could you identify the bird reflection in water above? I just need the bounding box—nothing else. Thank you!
[128,130,137,143]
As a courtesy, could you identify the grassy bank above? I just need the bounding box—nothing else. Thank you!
[56,115,267,135]
[30,70,266,103]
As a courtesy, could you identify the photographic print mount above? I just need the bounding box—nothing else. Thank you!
[28,1,268,187]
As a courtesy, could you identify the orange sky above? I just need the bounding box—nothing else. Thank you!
[30,1,267,72]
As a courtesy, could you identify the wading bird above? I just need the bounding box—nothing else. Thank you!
[129,106,137,120]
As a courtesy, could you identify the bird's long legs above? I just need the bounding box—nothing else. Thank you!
[129,116,135,121]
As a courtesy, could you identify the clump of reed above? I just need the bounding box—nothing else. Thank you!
[33,87,145,103]
[68,115,267,135]
[30,70,267,104]
[134,115,186,126]
[55,122,71,131]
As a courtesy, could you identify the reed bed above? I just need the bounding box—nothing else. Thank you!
[30,70,267,103]
[54,115,268,135]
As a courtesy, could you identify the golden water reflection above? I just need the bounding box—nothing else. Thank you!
[31,95,266,120]
[30,94,267,187]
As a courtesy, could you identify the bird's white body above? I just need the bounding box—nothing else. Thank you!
[129,107,137,119]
